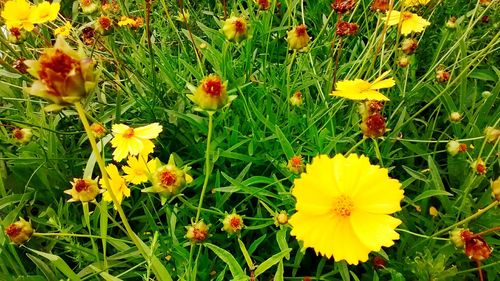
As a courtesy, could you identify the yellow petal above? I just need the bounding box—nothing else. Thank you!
[134,123,163,139]
[370,78,395,90]
[354,177,404,214]
[112,124,130,135]
[127,137,144,156]
[140,139,155,156]
[350,211,401,250]
[112,141,129,162]
[330,217,371,264]
[383,10,401,26]
[355,90,390,101]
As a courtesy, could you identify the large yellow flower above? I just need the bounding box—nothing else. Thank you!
[122,155,159,184]
[331,71,395,101]
[100,164,130,208]
[289,154,404,265]
[110,123,163,162]
[383,10,430,36]
[1,0,35,31]
[31,1,60,24]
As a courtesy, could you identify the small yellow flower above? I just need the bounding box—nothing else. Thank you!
[144,160,190,204]
[118,16,136,27]
[331,71,395,101]
[5,218,33,245]
[110,123,163,162]
[122,155,159,184]
[31,1,60,24]
[54,21,72,37]
[191,74,229,111]
[12,128,32,144]
[175,9,190,23]
[64,178,102,202]
[429,206,439,217]
[289,154,404,265]
[186,220,210,243]
[100,164,130,208]
[404,0,430,7]
[287,24,310,50]
[221,212,244,235]
[383,10,430,36]
[90,123,106,138]
[1,0,35,31]
[221,16,248,42]
[290,91,303,107]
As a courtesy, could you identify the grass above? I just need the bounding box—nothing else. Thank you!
[0,0,499,280]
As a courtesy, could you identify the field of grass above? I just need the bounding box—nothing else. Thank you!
[0,0,499,280]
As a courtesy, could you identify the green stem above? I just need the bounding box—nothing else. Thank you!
[83,202,100,268]
[74,102,154,271]
[33,232,132,243]
[431,201,499,238]
[372,138,384,166]
[345,137,366,155]
[396,228,448,240]
[195,112,214,222]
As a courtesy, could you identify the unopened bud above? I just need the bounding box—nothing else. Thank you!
[397,56,410,68]
[361,113,386,138]
[449,112,461,122]
[186,220,210,243]
[290,91,303,106]
[450,228,465,248]
[471,159,487,175]
[221,212,244,235]
[436,69,450,83]
[429,206,438,217]
[401,38,418,55]
[90,123,106,138]
[5,218,33,245]
[484,126,499,143]
[222,16,248,42]
[287,24,310,51]
[12,128,32,144]
[287,155,305,174]
[446,17,457,28]
[447,140,460,156]
[491,176,500,201]
[274,210,289,226]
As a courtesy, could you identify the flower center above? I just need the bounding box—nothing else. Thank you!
[123,128,135,138]
[234,19,245,34]
[203,79,222,97]
[5,224,21,237]
[159,170,177,187]
[230,217,241,228]
[402,12,413,21]
[193,228,207,241]
[295,25,307,37]
[74,179,89,192]
[332,195,354,217]
[290,156,302,167]
[13,129,24,140]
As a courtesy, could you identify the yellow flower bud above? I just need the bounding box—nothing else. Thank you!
[64,178,102,202]
[5,218,33,245]
[287,24,310,51]
[484,126,499,143]
[150,164,187,196]
[186,220,210,243]
[290,91,303,106]
[274,210,289,226]
[221,212,244,235]
[12,128,32,144]
[449,112,461,122]
[222,16,248,42]
[90,123,106,138]
[429,206,438,217]
[287,155,305,174]
[191,74,229,111]
[450,228,465,248]
[25,36,98,111]
[491,176,500,201]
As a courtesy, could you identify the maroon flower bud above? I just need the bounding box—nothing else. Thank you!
[331,0,356,14]
[461,230,493,261]
[361,113,386,138]
[401,38,418,55]
[371,0,389,13]
[336,21,359,36]
[12,58,28,74]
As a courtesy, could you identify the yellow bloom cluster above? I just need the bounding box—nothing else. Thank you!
[1,0,60,31]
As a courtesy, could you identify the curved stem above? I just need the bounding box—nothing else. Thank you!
[195,112,214,222]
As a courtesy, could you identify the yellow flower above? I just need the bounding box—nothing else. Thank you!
[174,9,190,23]
[25,36,98,111]
[221,16,248,42]
[31,1,60,24]
[287,24,310,50]
[190,74,229,111]
[100,164,130,208]
[404,0,430,7]
[54,21,72,37]
[118,16,136,27]
[122,155,159,184]
[1,0,35,31]
[64,178,102,202]
[110,123,163,162]
[289,154,404,265]
[331,71,395,101]
[221,212,244,235]
[383,10,430,36]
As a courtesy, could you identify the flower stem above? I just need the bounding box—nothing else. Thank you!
[431,201,499,238]
[83,202,101,267]
[372,138,384,166]
[74,102,154,270]
[345,137,366,155]
[195,111,214,222]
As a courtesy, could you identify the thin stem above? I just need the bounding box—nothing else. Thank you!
[474,226,500,238]
[83,202,101,268]
[476,260,484,281]
[223,0,227,19]
[195,112,215,222]
[332,38,343,91]
[33,232,132,243]
[145,0,156,92]
[431,201,499,238]
[74,102,153,271]
[372,138,384,166]
[396,228,448,241]
[345,137,366,155]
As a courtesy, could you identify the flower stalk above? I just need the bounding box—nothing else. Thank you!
[195,111,214,222]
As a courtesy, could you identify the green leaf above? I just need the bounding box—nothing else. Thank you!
[276,229,290,260]
[254,249,292,277]
[274,260,284,281]
[26,248,81,281]
[274,125,294,159]
[412,190,453,203]
[26,254,57,281]
[238,238,255,270]
[205,243,247,280]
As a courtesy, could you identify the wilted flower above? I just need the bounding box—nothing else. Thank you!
[255,0,271,10]
[370,0,389,13]
[96,15,113,35]
[436,68,450,83]
[484,126,500,143]
[12,58,28,74]
[289,154,404,264]
[287,155,305,174]
[8,27,28,43]
[186,220,210,243]
[383,11,431,36]
[80,0,99,14]
[110,123,162,162]
[471,159,486,175]
[101,164,130,208]
[461,230,493,261]
[81,26,96,45]
[331,0,356,14]
[361,112,386,138]
[287,24,310,51]
[190,74,229,111]
[5,218,33,245]
[64,178,102,202]
[31,1,60,24]
[446,17,457,29]
[491,177,500,201]
[336,21,359,36]
[397,56,410,68]
[25,36,98,111]
[331,71,395,101]
[12,128,32,143]
[222,16,248,42]
[54,22,72,37]
[401,38,418,55]
[222,212,244,235]
[290,91,303,106]
[1,0,35,31]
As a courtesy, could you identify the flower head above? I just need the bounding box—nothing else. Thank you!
[100,164,130,208]
[186,220,210,243]
[54,22,72,37]
[289,154,404,264]
[122,155,159,184]
[331,0,356,14]
[1,0,35,31]
[255,0,271,10]
[461,230,493,261]
[174,9,190,23]
[336,21,359,36]
[287,24,310,51]
[25,36,98,111]
[80,0,98,14]
[287,155,305,174]
[31,1,60,24]
[222,16,248,42]
[401,38,418,55]
[90,123,106,138]
[290,91,303,106]
[361,112,386,138]
[222,212,244,235]
[471,159,486,175]
[370,0,389,13]
[331,71,395,101]
[383,11,430,36]
[484,126,500,143]
[110,123,162,162]
[96,15,113,35]
[12,128,32,143]
[64,178,102,202]
[190,74,229,111]
[5,218,33,245]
